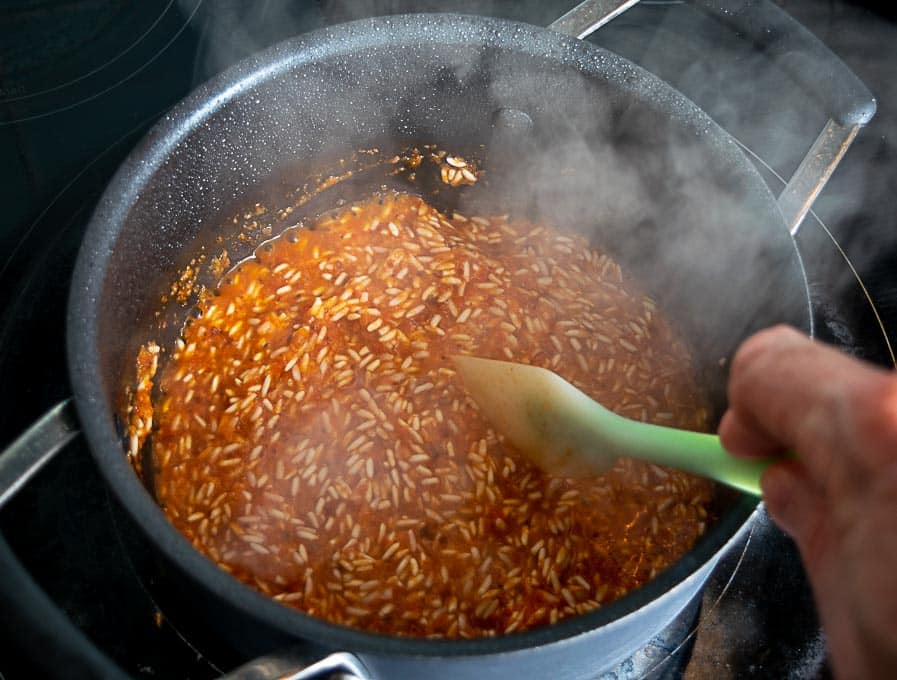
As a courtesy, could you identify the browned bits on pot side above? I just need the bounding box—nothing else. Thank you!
[127,341,159,474]
[145,192,714,639]
[167,256,206,304]
[440,155,478,187]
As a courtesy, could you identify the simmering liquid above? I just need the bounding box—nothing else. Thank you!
[140,192,715,638]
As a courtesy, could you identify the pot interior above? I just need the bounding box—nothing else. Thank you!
[74,14,810,653]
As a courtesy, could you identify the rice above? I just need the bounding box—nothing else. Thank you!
[135,191,714,639]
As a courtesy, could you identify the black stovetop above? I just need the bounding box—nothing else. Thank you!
[0,1,895,678]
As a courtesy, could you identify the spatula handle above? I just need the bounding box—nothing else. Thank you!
[608,420,770,496]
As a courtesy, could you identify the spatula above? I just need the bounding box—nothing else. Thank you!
[452,355,773,496]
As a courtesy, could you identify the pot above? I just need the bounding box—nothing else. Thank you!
[0,1,875,678]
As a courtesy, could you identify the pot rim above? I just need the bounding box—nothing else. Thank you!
[67,12,811,657]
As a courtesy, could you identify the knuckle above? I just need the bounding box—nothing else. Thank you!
[729,325,803,395]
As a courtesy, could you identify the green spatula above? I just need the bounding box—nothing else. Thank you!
[452,355,774,496]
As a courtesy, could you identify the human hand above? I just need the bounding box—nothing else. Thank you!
[719,325,897,680]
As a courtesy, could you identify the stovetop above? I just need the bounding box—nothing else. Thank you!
[0,1,895,678]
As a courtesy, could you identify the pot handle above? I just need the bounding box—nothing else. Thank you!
[220,650,373,680]
[0,399,80,509]
[550,0,876,235]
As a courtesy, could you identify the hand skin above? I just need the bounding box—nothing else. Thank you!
[719,325,897,680]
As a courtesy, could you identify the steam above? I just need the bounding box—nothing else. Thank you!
[182,1,324,82]
[172,0,896,354]
[182,0,579,82]
[621,1,897,336]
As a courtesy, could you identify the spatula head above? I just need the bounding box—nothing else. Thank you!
[452,355,771,496]
[451,355,618,476]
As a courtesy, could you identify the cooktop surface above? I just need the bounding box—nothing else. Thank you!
[0,1,894,678]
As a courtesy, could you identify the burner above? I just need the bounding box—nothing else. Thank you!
[0,2,201,123]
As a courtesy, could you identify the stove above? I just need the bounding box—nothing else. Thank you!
[0,1,894,678]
